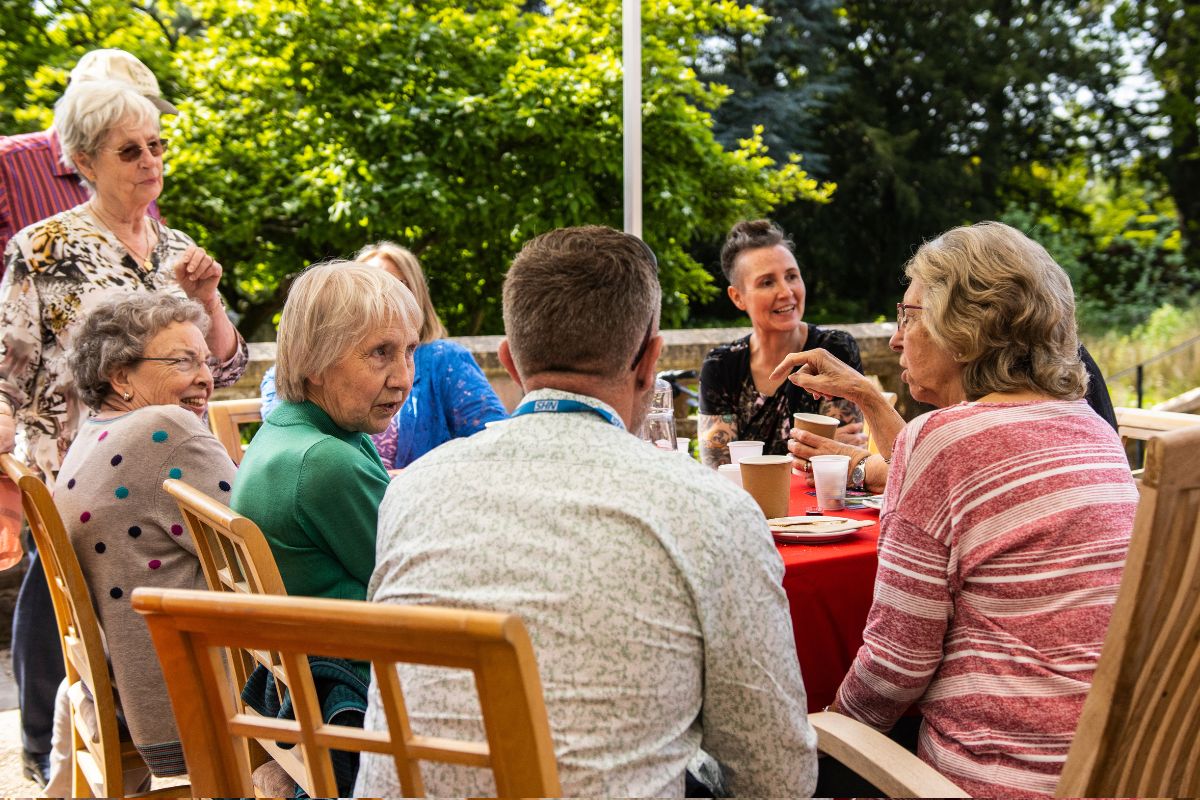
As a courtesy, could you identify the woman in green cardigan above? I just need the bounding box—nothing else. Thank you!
[230,261,421,601]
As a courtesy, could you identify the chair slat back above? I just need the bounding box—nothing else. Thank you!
[1057,424,1200,797]
[0,454,127,796]
[163,478,287,682]
[206,398,263,465]
[132,588,561,798]
[162,478,324,792]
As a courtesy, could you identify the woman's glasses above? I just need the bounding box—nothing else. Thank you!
[896,303,925,330]
[112,138,168,162]
[136,354,218,374]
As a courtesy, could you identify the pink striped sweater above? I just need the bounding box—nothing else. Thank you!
[835,399,1138,797]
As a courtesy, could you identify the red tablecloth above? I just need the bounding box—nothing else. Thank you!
[777,473,880,712]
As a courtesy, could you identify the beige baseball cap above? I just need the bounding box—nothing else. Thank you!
[68,49,179,115]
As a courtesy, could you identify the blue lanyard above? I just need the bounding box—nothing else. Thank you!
[511,398,626,430]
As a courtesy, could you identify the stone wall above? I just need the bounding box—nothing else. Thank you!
[218,322,926,419]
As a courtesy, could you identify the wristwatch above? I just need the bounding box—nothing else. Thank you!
[849,458,867,491]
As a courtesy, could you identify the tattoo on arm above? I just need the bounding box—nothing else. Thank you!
[822,397,864,426]
[699,413,738,468]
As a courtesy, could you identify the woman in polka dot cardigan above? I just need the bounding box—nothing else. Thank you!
[52,291,237,780]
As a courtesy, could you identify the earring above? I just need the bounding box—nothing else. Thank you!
[123,391,132,401]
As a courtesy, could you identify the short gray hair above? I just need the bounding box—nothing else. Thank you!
[70,292,210,410]
[54,79,159,191]
[906,221,1087,401]
[275,261,423,403]
[503,226,661,379]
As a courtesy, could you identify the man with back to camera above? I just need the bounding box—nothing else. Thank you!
[0,48,172,787]
[354,225,817,797]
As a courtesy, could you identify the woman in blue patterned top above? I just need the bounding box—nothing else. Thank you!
[260,242,506,467]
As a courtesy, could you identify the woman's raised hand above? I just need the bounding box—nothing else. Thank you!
[769,348,871,404]
[174,246,224,311]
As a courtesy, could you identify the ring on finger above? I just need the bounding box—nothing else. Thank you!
[802,459,812,474]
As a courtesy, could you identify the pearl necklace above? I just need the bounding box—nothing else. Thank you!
[89,202,155,270]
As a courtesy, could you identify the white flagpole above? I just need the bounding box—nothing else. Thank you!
[622,0,643,238]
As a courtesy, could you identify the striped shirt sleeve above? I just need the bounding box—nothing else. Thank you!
[836,511,952,728]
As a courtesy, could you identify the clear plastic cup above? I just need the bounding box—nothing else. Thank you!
[811,454,850,512]
[727,440,764,465]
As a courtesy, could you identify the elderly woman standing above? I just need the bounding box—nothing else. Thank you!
[0,79,246,480]
[231,262,420,602]
[0,77,245,787]
[698,219,864,466]
[790,222,1138,797]
[50,292,237,783]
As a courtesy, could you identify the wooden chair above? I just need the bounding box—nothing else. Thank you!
[1114,406,1200,443]
[0,454,185,797]
[161,478,302,789]
[132,587,562,798]
[206,397,262,465]
[807,423,1200,797]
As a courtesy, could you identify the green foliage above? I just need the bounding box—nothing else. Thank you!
[1083,303,1200,408]
[2,0,832,338]
[1111,1,1200,277]
[704,0,1130,323]
[998,160,1198,331]
[0,1,821,336]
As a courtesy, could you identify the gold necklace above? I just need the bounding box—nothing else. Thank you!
[89,202,154,270]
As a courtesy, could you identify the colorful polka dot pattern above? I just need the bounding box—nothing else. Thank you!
[63,419,237,609]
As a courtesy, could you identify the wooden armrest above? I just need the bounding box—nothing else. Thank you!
[809,711,968,798]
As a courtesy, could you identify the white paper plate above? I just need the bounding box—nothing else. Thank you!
[862,495,885,511]
[767,516,873,544]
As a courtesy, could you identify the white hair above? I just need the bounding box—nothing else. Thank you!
[54,79,159,192]
[275,261,423,403]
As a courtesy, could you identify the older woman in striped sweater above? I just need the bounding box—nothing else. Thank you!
[781,222,1138,797]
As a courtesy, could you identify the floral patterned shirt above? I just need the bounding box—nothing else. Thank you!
[0,203,248,482]
[355,388,817,797]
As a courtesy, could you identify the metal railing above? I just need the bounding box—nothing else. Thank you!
[1107,333,1200,408]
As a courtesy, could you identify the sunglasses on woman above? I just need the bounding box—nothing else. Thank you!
[111,138,168,162]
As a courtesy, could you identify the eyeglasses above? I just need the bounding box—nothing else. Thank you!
[136,354,218,374]
[630,321,654,370]
[111,138,168,163]
[896,303,925,330]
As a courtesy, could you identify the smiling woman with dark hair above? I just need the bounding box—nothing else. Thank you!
[698,219,864,467]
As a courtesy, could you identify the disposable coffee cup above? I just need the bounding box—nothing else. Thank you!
[728,440,764,465]
[717,463,742,488]
[811,454,850,512]
[739,455,792,519]
[793,412,839,439]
